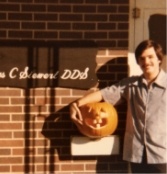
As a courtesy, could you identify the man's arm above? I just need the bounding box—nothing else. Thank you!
[77,90,103,107]
[70,90,103,125]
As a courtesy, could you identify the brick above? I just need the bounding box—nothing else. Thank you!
[0,123,22,129]
[0,106,22,113]
[85,14,107,22]
[0,166,10,172]
[34,97,46,105]
[35,0,58,2]
[60,0,84,3]
[37,147,49,155]
[73,5,96,13]
[25,156,45,164]
[96,40,116,48]
[109,162,128,172]
[11,98,25,105]
[60,31,82,39]
[98,5,117,13]
[0,149,11,155]
[41,97,60,105]
[109,14,129,21]
[61,97,77,104]
[0,89,21,96]
[8,30,33,38]
[118,23,129,30]
[73,23,95,30]
[36,164,59,172]
[85,0,108,3]
[24,105,47,113]
[29,88,47,96]
[12,114,25,121]
[34,14,58,21]
[109,31,128,39]
[118,5,129,13]
[0,98,9,104]
[22,22,45,30]
[9,0,33,2]
[48,121,72,131]
[97,73,116,81]
[12,148,24,155]
[8,12,32,20]
[0,114,10,121]
[48,22,71,30]
[0,157,22,164]
[71,90,87,96]
[0,12,6,20]
[84,32,107,39]
[118,40,128,47]
[108,65,128,72]
[61,146,71,155]
[98,23,116,30]
[86,163,96,170]
[95,163,109,173]
[38,130,63,138]
[27,139,49,147]
[0,140,23,147]
[108,50,128,56]
[0,132,12,138]
[48,5,71,12]
[117,73,128,79]
[14,164,36,173]
[34,31,58,39]
[28,122,44,130]
[0,30,6,38]
[60,14,82,21]
[116,57,127,64]
[13,131,37,138]
[0,21,20,29]
[61,164,84,171]
[0,4,20,11]
[110,0,129,4]
[51,89,70,96]
[12,165,24,173]
[21,4,46,12]
[97,65,107,72]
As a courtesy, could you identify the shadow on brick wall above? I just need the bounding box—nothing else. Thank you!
[40,57,129,173]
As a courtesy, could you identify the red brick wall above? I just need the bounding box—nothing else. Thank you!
[0,0,129,173]
[0,0,129,48]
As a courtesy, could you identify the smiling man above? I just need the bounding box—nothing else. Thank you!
[70,40,167,173]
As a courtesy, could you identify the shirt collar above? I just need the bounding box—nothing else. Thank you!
[140,69,167,88]
[131,69,167,88]
[153,69,167,88]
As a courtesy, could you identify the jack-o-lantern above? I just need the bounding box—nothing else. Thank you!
[75,102,118,138]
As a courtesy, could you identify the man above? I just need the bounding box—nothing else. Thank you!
[70,40,167,173]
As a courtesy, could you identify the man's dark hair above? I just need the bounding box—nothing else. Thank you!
[135,40,164,64]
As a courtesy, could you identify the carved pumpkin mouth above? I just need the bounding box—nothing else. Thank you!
[84,110,108,129]
[75,102,118,138]
[85,117,107,129]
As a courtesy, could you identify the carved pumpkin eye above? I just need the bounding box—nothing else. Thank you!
[74,102,118,138]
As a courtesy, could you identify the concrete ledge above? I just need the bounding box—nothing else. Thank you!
[71,135,120,156]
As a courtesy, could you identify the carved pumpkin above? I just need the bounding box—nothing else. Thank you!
[75,102,118,138]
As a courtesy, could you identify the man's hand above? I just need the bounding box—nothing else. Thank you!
[70,102,83,125]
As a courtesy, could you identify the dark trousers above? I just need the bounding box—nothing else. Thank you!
[130,148,167,173]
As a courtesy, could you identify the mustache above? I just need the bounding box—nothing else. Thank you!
[142,64,151,68]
